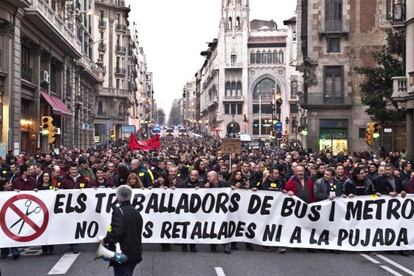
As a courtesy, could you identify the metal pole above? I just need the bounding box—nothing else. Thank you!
[259,93,262,136]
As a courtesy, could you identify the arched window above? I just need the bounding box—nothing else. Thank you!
[273,50,278,64]
[253,78,276,100]
[237,81,242,96]
[236,17,241,29]
[98,101,103,115]
[231,81,237,97]
[256,51,262,64]
[250,52,256,64]
[267,50,273,64]
[278,50,284,63]
[228,17,232,30]
[225,81,231,97]
[119,103,123,116]
[262,51,267,64]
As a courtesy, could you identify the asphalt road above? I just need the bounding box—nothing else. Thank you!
[1,244,414,276]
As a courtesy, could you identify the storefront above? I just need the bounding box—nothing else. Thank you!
[319,119,348,155]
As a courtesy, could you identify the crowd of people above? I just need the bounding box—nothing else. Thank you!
[1,135,413,259]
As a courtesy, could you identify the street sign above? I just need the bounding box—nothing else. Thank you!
[275,122,282,131]
[221,139,241,155]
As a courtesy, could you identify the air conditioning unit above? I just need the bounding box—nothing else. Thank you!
[42,71,50,84]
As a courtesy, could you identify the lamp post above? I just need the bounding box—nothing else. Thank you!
[273,90,283,148]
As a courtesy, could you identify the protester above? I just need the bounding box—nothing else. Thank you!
[285,165,315,203]
[103,185,143,276]
[343,167,375,197]
[126,173,143,189]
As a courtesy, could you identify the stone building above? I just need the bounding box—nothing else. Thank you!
[392,0,413,160]
[0,0,100,154]
[296,0,400,154]
[182,78,197,129]
[198,0,300,139]
[92,0,131,142]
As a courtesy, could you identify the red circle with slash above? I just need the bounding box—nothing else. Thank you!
[0,194,49,242]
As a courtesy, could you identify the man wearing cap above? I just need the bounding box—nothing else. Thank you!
[103,185,143,276]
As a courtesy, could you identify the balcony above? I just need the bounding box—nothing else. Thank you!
[319,19,349,37]
[115,45,126,54]
[392,76,408,99]
[116,24,127,33]
[223,95,244,102]
[79,56,100,81]
[115,67,126,76]
[95,0,130,10]
[25,0,82,58]
[21,65,33,82]
[225,62,243,69]
[98,20,106,29]
[390,1,406,27]
[98,42,106,52]
[98,88,129,98]
[66,85,73,99]
[300,93,352,108]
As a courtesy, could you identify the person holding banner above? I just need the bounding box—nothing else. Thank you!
[38,171,55,255]
[343,167,375,197]
[284,165,315,203]
[313,168,343,202]
[59,163,90,253]
[103,185,143,276]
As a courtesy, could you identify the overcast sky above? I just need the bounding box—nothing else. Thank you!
[128,0,297,114]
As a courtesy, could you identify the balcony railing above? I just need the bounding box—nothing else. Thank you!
[21,65,33,82]
[391,2,406,24]
[98,20,106,28]
[115,67,126,75]
[98,42,106,51]
[116,24,127,32]
[300,93,352,107]
[223,95,244,101]
[26,0,82,56]
[319,19,349,35]
[115,45,126,53]
[392,76,408,99]
[95,0,129,8]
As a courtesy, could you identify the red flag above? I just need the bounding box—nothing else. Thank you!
[135,134,160,151]
[128,132,139,150]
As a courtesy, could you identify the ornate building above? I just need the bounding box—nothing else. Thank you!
[0,0,100,154]
[198,0,300,139]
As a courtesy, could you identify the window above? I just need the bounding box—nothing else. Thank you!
[324,66,343,98]
[116,79,120,89]
[267,51,273,64]
[253,78,276,100]
[230,104,237,114]
[290,104,299,113]
[256,51,262,63]
[327,37,340,52]
[98,101,103,115]
[253,104,272,114]
[278,50,284,63]
[262,51,267,64]
[21,46,32,81]
[229,81,236,97]
[325,0,343,31]
[236,17,241,29]
[225,81,231,97]
[273,50,278,64]
[116,57,120,68]
[224,104,230,114]
[237,103,242,114]
[291,80,298,98]
[386,0,405,21]
[100,10,104,19]
[231,54,237,65]
[237,81,242,96]
[117,14,121,24]
[250,52,256,64]
[228,17,232,30]
[359,128,366,139]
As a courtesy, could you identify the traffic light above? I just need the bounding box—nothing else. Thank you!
[110,129,115,141]
[48,123,56,144]
[41,116,52,136]
[365,122,375,146]
[373,122,380,139]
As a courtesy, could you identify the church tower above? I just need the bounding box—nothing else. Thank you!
[217,0,250,136]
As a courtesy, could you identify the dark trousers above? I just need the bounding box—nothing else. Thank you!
[113,262,137,276]
[1,248,19,257]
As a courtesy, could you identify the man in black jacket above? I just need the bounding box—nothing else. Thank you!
[104,185,143,276]
[374,164,406,196]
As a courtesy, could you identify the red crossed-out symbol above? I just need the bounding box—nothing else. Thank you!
[0,194,49,242]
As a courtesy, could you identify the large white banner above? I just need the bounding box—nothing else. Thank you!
[0,188,413,251]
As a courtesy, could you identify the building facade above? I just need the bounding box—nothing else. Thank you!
[0,0,100,155]
[296,0,400,154]
[198,0,300,139]
[392,0,413,160]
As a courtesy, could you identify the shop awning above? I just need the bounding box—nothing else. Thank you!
[41,92,72,117]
